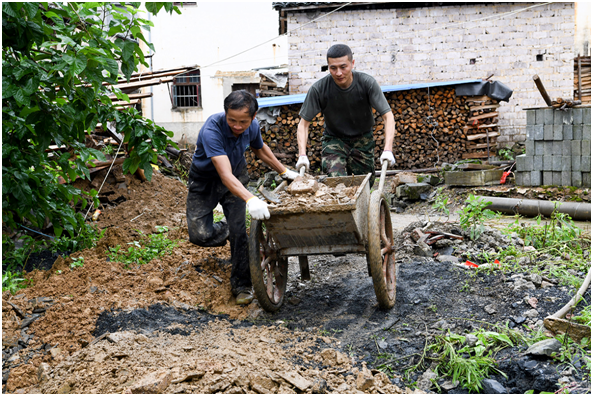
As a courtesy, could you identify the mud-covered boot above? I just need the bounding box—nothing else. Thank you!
[235,288,254,305]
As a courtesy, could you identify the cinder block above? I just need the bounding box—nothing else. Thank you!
[564,125,574,140]
[573,125,582,140]
[544,142,554,156]
[555,126,565,140]
[543,171,554,186]
[562,156,572,172]
[525,140,535,155]
[553,171,562,186]
[519,171,530,186]
[534,125,544,140]
[562,110,573,125]
[516,154,526,171]
[572,108,583,125]
[552,155,562,171]
[535,109,545,125]
[535,141,544,156]
[562,140,572,156]
[544,125,555,140]
[553,141,563,156]
[572,172,582,187]
[515,171,524,186]
[526,125,535,140]
[533,155,543,171]
[571,140,582,157]
[554,109,563,125]
[584,107,591,124]
[572,155,581,172]
[524,155,534,172]
[583,140,591,157]
[562,171,572,186]
[584,125,591,140]
[583,172,591,188]
[531,171,542,186]
[542,155,553,171]
[582,156,591,172]
[544,108,554,125]
[526,110,536,125]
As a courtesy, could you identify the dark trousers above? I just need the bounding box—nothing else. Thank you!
[186,166,251,295]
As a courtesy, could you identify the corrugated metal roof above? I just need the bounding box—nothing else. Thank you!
[257,79,482,108]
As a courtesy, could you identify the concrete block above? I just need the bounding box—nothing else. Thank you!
[573,125,582,140]
[554,125,565,140]
[571,140,582,157]
[582,156,591,172]
[524,155,534,172]
[552,172,562,186]
[562,110,573,125]
[525,125,535,140]
[526,110,536,125]
[552,155,562,171]
[564,125,574,140]
[535,109,545,125]
[544,108,554,125]
[533,155,543,171]
[554,110,563,125]
[562,140,572,156]
[562,171,572,186]
[534,141,544,156]
[523,171,531,186]
[534,125,544,140]
[525,140,535,155]
[584,107,591,124]
[516,154,526,171]
[543,141,554,156]
[572,172,583,187]
[544,125,555,140]
[584,172,591,188]
[572,108,582,125]
[562,156,572,172]
[543,171,553,186]
[552,141,563,156]
[572,155,581,172]
[530,171,542,186]
[514,171,523,186]
[583,140,591,157]
[584,125,591,140]
[542,155,552,171]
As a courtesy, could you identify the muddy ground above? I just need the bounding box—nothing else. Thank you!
[2,170,591,394]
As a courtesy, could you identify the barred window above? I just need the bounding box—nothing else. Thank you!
[172,70,201,108]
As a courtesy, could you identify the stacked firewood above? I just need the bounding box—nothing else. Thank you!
[248,88,494,178]
[259,74,289,97]
[574,56,591,104]
[462,96,500,159]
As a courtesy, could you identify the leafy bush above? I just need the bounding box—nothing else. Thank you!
[457,195,497,241]
[50,223,106,253]
[2,270,29,294]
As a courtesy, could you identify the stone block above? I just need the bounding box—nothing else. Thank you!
[561,110,573,125]
[396,182,431,200]
[552,172,562,186]
[552,155,562,171]
[544,125,555,140]
[514,171,524,186]
[562,156,572,172]
[582,156,591,172]
[524,155,534,172]
[535,141,544,156]
[533,155,543,171]
[520,171,531,186]
[543,142,554,156]
[573,125,582,140]
[584,125,591,140]
[526,110,536,125]
[535,109,545,125]
[542,171,553,186]
[554,110,563,125]
[544,108,554,125]
[525,140,535,155]
[571,140,582,157]
[572,172,583,187]
[562,140,572,156]
[542,155,553,171]
[534,125,544,140]
[572,156,581,172]
[572,108,582,125]
[583,141,591,157]
[562,171,572,186]
[525,125,535,140]
[584,172,591,188]
[552,141,563,156]
[516,154,526,171]
[531,171,542,186]
[554,125,565,140]
[584,107,591,124]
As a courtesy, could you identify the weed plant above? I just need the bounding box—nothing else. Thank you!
[107,226,178,268]
[50,223,106,253]
[432,187,450,218]
[458,195,497,241]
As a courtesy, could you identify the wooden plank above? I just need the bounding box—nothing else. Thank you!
[445,169,504,186]
[111,99,140,106]
[463,124,498,132]
[462,151,496,159]
[467,141,498,150]
[109,92,153,100]
[465,95,491,103]
[467,112,499,122]
[469,104,500,112]
[467,132,500,141]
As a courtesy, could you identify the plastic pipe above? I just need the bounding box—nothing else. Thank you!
[477,196,591,221]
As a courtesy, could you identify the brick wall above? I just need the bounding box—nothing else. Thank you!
[286,3,575,145]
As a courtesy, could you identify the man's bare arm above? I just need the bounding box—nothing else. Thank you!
[211,155,253,202]
[382,111,395,152]
[297,118,311,157]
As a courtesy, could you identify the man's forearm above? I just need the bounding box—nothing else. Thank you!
[297,118,311,157]
[211,156,254,202]
[382,111,395,151]
[252,144,285,174]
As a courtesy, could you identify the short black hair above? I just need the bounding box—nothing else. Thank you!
[327,44,352,61]
[223,90,259,117]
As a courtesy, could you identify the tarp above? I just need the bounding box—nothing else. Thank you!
[454,80,513,102]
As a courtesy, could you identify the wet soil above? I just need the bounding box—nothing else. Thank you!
[2,171,591,394]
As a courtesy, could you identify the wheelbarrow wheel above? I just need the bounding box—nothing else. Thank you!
[249,219,288,312]
[367,190,396,309]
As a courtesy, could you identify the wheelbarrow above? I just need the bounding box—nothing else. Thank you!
[248,160,396,312]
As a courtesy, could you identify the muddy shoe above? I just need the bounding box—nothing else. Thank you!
[235,289,254,305]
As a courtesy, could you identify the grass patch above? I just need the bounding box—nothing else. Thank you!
[107,226,179,268]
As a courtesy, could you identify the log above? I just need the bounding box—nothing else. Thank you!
[533,75,553,106]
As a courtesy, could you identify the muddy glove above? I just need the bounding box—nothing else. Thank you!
[279,168,299,181]
[380,150,396,167]
[296,156,310,172]
[246,197,270,220]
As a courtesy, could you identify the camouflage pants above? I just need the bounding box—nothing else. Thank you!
[321,132,376,188]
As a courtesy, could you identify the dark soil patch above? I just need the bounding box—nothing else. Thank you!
[2,250,68,273]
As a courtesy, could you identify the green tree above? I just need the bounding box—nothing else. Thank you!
[2,2,181,237]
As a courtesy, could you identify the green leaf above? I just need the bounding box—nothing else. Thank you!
[23,76,40,95]
[2,2,19,17]
[22,2,39,18]
[122,41,136,61]
[72,55,88,75]
[14,89,30,106]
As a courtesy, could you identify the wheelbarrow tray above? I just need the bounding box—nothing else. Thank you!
[265,173,371,256]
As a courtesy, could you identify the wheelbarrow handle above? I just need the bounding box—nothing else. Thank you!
[377,159,389,193]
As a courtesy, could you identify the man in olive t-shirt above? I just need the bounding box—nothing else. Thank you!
[296,44,396,187]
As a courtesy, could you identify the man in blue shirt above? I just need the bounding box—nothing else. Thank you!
[187,90,298,305]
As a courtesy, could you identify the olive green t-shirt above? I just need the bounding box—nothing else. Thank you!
[299,71,391,138]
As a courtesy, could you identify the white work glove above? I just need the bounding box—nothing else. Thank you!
[279,168,299,181]
[296,156,310,172]
[380,150,396,167]
[246,197,270,220]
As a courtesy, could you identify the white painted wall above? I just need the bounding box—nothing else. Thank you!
[140,2,287,142]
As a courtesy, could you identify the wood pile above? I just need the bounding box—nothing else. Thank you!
[247,88,499,178]
[259,74,289,97]
[574,55,591,104]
